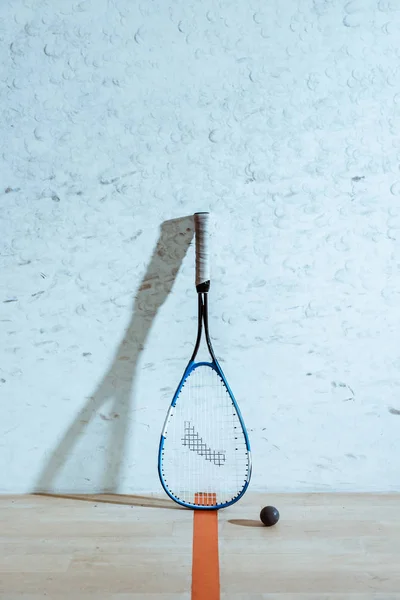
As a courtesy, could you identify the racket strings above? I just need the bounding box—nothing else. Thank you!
[162,365,249,507]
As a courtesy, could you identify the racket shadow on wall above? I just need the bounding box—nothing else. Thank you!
[34,216,194,494]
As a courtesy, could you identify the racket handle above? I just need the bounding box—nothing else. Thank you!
[194,212,210,291]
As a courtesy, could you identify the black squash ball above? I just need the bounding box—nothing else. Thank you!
[260,506,279,527]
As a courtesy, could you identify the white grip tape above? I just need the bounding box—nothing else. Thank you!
[194,212,210,286]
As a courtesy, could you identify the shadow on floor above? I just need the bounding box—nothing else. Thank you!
[34,492,186,510]
[228,519,264,527]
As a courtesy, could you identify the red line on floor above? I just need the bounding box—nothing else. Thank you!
[192,492,220,600]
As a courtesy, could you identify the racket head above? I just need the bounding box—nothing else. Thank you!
[158,360,252,510]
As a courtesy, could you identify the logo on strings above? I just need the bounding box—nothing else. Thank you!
[182,421,226,466]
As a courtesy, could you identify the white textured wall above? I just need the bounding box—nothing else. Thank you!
[1,0,400,494]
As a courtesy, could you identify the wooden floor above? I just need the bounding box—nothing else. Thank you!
[1,493,400,599]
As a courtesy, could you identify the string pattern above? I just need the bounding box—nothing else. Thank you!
[182,421,226,466]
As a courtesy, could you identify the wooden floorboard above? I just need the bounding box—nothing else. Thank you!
[0,493,399,598]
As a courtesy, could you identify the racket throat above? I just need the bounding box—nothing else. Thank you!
[190,292,217,364]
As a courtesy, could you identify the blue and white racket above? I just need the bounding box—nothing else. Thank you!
[158,212,252,510]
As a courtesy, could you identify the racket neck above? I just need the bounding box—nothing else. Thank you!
[190,292,217,363]
[202,293,217,362]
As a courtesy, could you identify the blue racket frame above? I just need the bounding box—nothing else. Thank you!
[158,292,252,510]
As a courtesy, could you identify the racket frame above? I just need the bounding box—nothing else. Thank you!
[158,290,252,510]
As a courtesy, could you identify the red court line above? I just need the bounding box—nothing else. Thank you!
[192,493,220,600]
